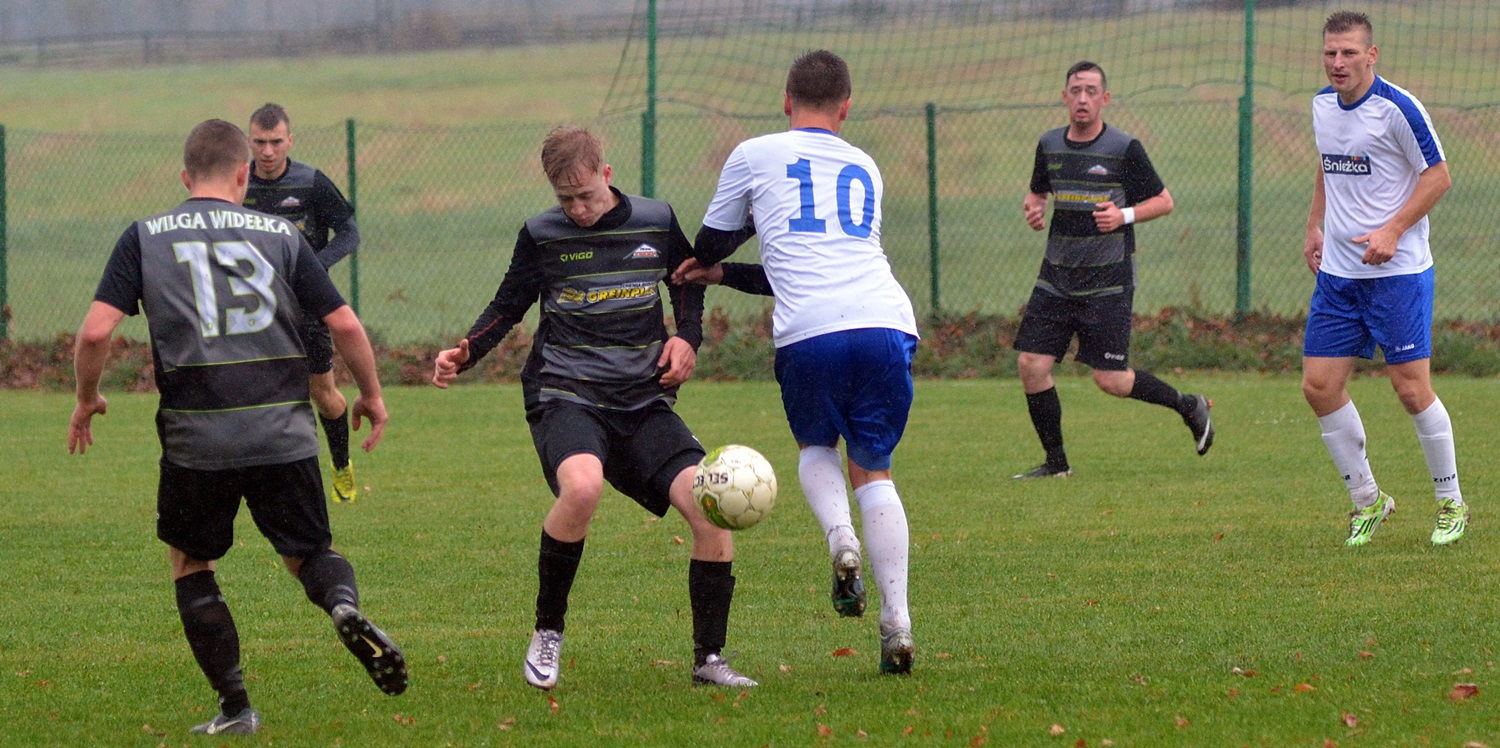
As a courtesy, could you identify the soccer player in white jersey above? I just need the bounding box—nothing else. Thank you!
[674,49,919,674]
[1303,11,1460,546]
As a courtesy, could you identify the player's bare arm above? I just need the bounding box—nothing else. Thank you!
[1304,168,1327,273]
[1023,191,1049,231]
[1351,161,1451,266]
[1093,188,1173,233]
[324,305,387,451]
[657,336,698,388]
[68,300,125,454]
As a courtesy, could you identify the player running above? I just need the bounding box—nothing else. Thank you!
[675,50,918,675]
[1013,60,1212,480]
[69,119,404,736]
[1302,12,1461,546]
[244,103,363,503]
[431,126,755,690]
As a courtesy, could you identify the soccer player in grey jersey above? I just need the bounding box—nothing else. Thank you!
[245,103,363,503]
[1012,60,1214,479]
[69,119,404,736]
[431,126,755,690]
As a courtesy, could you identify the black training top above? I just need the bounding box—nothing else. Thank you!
[1029,124,1165,298]
[460,187,706,415]
[245,159,359,269]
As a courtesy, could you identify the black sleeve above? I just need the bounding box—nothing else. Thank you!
[290,235,347,320]
[720,262,774,296]
[693,223,757,266]
[1028,141,1051,194]
[459,226,544,372]
[93,223,143,315]
[312,171,359,269]
[1122,139,1167,205]
[664,209,705,350]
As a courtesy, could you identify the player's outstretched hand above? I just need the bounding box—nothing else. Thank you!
[1303,226,1324,274]
[351,394,388,452]
[432,338,470,389]
[67,394,108,454]
[1092,200,1124,233]
[1352,226,1397,266]
[671,258,724,286]
[657,336,698,388]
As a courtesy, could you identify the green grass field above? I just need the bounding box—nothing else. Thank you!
[4,2,1500,342]
[5,375,1497,744]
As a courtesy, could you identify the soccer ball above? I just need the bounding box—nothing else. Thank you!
[693,445,777,530]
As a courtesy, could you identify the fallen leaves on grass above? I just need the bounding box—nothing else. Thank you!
[650,659,675,668]
[832,648,858,657]
[393,713,416,725]
[816,724,833,738]
[1340,713,1359,728]
[1231,667,1256,677]
[1049,724,1066,735]
[497,716,517,731]
[903,725,915,736]
[780,664,792,673]
[1449,683,1479,701]
[1294,683,1317,692]
[1358,651,1374,659]
[672,536,685,545]
[548,695,560,715]
[1175,716,1190,728]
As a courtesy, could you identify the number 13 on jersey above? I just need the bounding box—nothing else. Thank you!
[785,158,876,238]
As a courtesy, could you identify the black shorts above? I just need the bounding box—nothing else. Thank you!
[1013,287,1133,371]
[527,400,705,517]
[157,456,332,561]
[299,318,334,375]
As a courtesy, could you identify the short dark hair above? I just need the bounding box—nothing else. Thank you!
[540,126,605,185]
[1323,11,1373,43]
[1065,60,1107,90]
[184,119,249,179]
[786,49,851,109]
[250,102,290,132]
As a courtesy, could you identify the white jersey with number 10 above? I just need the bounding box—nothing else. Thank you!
[703,128,918,348]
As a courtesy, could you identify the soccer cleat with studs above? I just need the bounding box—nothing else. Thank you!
[524,628,563,690]
[332,603,408,695]
[1182,394,1215,456]
[879,628,915,675]
[1431,498,1469,545]
[331,461,357,503]
[1345,492,1395,547]
[692,653,758,687]
[189,707,261,736]
[830,547,867,617]
[1012,463,1073,479]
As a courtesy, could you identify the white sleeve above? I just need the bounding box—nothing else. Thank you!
[702,146,754,231]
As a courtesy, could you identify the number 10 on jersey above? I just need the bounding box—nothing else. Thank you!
[785,158,876,238]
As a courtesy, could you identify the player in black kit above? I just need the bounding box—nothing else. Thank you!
[431,126,756,691]
[68,119,405,736]
[1013,61,1214,479]
[244,102,364,502]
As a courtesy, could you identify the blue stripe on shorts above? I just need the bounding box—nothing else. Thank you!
[1304,267,1432,364]
[773,328,917,471]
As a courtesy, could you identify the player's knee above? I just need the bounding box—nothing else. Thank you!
[1093,370,1130,397]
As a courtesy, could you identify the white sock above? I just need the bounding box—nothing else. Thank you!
[1318,401,1380,507]
[854,480,910,634]
[1412,397,1462,504]
[799,446,858,555]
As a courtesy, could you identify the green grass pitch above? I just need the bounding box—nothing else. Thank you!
[3,375,1496,744]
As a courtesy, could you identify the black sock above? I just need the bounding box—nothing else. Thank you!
[689,559,735,667]
[297,550,359,614]
[1025,387,1067,468]
[321,409,350,470]
[536,531,585,633]
[175,570,250,716]
[1128,370,1188,413]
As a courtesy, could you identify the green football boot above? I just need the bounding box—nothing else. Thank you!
[1345,491,1395,547]
[1431,498,1469,546]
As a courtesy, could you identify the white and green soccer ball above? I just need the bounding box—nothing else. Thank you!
[693,444,777,530]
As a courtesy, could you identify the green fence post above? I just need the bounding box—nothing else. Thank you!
[0,124,7,341]
[641,0,658,198]
[1234,0,1255,318]
[925,102,940,312]
[345,118,360,316]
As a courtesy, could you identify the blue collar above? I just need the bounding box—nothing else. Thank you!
[793,127,837,136]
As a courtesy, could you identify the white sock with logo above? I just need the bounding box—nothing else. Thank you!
[1318,400,1380,508]
[798,446,859,556]
[855,480,910,634]
[1411,397,1462,504]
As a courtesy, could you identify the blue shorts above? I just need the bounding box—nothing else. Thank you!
[1304,268,1432,364]
[773,328,917,471]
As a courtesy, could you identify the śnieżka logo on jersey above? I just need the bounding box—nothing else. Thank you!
[1322,154,1373,175]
